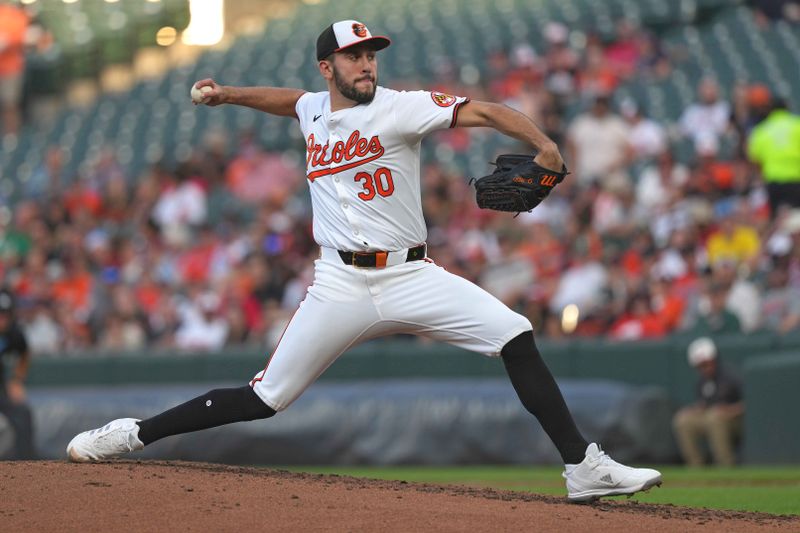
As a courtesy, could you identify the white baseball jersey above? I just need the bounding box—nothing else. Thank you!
[251,85,531,412]
[296,86,469,251]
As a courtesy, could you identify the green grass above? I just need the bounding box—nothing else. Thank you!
[286,465,800,516]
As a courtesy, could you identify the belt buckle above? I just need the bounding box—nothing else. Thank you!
[352,251,371,268]
[352,251,388,268]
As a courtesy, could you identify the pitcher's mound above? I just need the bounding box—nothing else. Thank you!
[0,461,795,532]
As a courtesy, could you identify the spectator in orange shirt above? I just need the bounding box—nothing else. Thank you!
[63,176,104,220]
[576,46,618,96]
[687,134,737,196]
[0,1,29,136]
[609,292,667,340]
[649,277,686,333]
[51,253,93,316]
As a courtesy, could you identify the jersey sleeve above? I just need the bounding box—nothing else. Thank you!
[294,91,314,125]
[393,90,470,142]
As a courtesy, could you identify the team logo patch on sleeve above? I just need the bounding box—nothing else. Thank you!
[352,23,368,37]
[431,92,457,107]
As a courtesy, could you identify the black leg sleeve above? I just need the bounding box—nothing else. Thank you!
[501,330,588,464]
[136,386,276,445]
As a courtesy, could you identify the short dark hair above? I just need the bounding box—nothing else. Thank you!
[772,96,789,111]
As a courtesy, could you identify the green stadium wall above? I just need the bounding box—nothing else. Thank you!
[20,332,800,464]
[743,352,800,464]
[25,331,800,409]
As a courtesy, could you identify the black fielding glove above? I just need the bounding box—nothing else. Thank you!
[471,154,568,214]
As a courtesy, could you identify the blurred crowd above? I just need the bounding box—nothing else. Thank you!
[1,11,800,356]
[0,0,50,139]
[421,17,800,343]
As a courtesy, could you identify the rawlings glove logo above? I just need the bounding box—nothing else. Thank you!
[541,174,558,186]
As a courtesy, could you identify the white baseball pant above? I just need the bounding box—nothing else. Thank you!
[251,247,532,411]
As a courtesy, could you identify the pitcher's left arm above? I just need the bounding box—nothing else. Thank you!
[454,100,564,172]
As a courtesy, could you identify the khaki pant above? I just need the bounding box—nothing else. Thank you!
[672,406,742,466]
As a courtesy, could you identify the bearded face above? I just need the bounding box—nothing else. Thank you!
[331,60,377,104]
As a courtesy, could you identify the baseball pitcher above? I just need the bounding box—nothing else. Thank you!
[67,20,661,502]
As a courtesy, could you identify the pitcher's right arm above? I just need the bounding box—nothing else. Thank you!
[193,78,305,118]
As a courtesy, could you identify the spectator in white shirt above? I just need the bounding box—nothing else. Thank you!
[175,292,229,351]
[621,99,667,161]
[152,164,208,246]
[635,150,689,213]
[567,94,631,187]
[550,241,609,316]
[679,78,731,145]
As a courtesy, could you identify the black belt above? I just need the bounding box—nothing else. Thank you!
[338,244,427,268]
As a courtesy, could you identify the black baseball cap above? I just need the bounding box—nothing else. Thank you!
[316,20,391,61]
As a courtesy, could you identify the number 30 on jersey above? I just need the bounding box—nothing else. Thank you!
[355,167,395,201]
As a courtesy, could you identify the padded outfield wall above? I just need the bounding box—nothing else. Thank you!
[23,331,800,406]
[13,332,800,464]
[743,353,800,464]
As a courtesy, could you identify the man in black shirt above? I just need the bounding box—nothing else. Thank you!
[0,289,35,459]
[672,337,743,466]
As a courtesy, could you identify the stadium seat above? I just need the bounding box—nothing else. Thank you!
[6,0,799,191]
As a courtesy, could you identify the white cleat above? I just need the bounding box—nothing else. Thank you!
[66,418,145,463]
[563,443,662,503]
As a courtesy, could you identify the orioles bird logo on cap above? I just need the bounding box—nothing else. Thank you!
[352,23,367,37]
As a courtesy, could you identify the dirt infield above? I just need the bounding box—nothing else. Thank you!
[1,461,797,532]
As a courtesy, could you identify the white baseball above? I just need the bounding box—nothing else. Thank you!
[190,84,213,104]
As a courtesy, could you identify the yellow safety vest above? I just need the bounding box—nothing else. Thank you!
[747,110,800,183]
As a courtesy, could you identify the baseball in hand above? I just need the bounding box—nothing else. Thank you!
[190,84,213,104]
